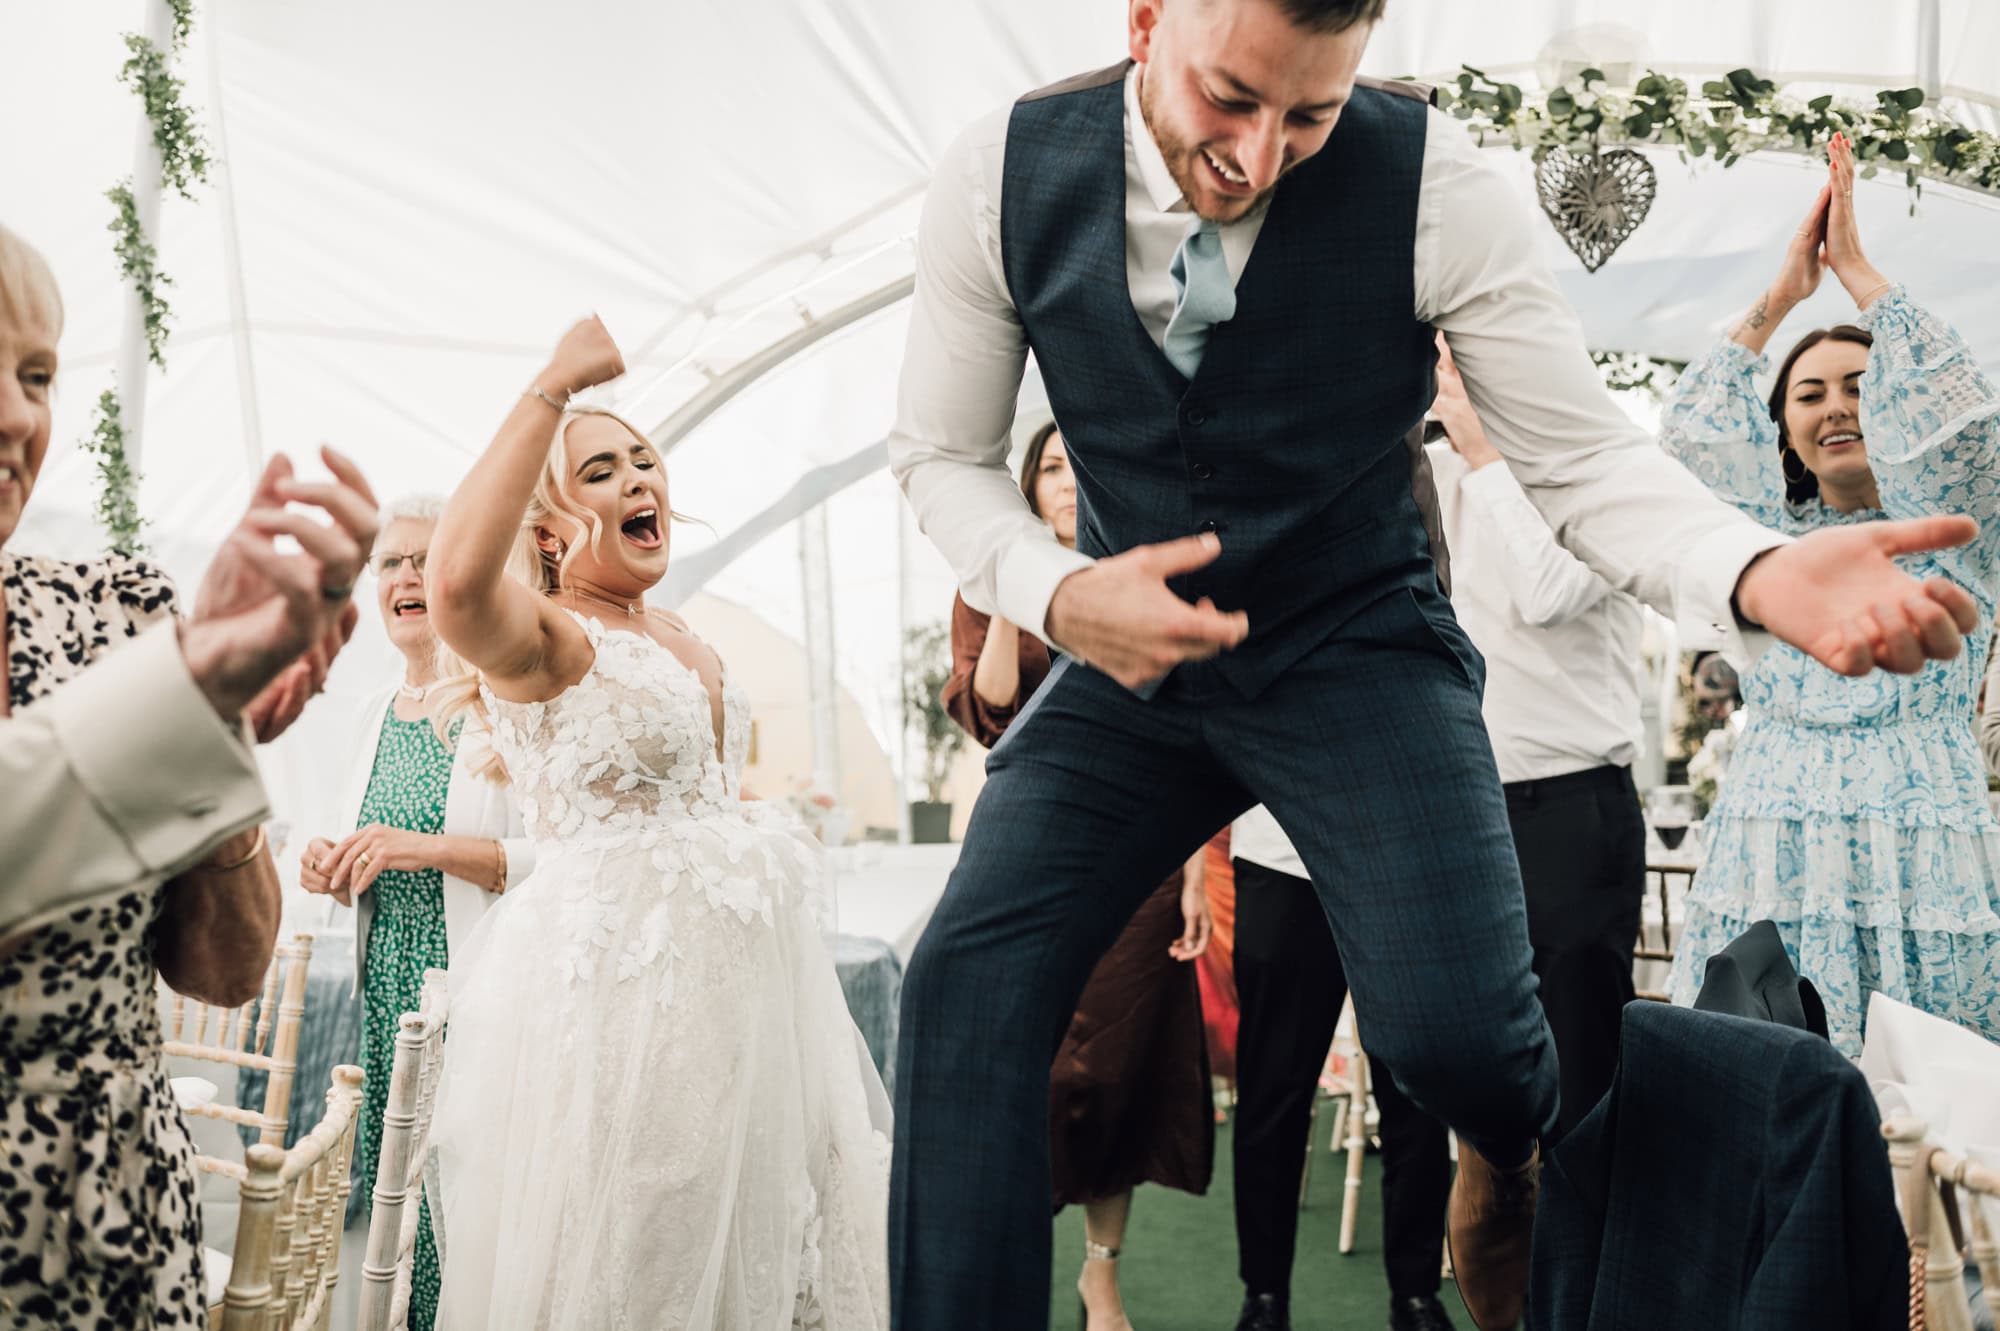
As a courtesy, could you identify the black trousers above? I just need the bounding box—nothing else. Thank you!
[1232,856,1453,1301]
[1505,763,1647,1139]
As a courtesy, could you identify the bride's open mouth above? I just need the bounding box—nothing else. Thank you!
[620,506,662,550]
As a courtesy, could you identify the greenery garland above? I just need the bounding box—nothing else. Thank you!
[106,182,172,369]
[118,33,210,199]
[167,0,195,50]
[1436,65,2000,212]
[1592,350,1685,401]
[80,391,148,557]
[88,4,211,556]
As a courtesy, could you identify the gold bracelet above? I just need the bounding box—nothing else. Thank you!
[1856,279,1895,309]
[202,825,267,873]
[492,839,507,894]
[523,385,569,412]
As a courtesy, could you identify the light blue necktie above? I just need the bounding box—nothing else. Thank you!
[1161,217,1236,379]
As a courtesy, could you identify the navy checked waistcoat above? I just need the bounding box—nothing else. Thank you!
[1001,62,1440,699]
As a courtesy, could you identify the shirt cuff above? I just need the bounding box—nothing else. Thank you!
[995,538,1096,645]
[49,620,270,877]
[1675,523,1793,669]
[1455,458,1522,510]
[501,837,536,890]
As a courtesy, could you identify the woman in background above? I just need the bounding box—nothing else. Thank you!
[942,421,1214,1331]
[1663,134,2000,1054]
[0,222,372,1329]
[299,493,532,1331]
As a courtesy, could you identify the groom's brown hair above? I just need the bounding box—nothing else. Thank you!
[1272,0,1387,34]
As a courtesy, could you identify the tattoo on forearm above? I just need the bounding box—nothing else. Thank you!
[1732,295,1770,340]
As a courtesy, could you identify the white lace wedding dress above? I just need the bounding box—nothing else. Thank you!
[431,612,891,1330]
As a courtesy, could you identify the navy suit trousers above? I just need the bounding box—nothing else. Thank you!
[888,588,1560,1329]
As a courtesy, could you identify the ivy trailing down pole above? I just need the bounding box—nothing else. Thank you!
[80,393,147,558]
[87,0,210,556]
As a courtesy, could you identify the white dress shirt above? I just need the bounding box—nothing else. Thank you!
[1,621,269,940]
[1234,447,1647,875]
[1427,442,1644,784]
[1230,804,1308,880]
[888,63,1785,661]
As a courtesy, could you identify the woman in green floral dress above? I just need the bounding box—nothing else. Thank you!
[300,497,532,1329]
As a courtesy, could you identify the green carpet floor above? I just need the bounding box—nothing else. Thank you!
[1048,1114,1468,1331]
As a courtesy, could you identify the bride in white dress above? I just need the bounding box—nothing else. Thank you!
[423,316,890,1330]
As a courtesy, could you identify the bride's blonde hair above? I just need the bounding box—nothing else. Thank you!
[428,405,688,780]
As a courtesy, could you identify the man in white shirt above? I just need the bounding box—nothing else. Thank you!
[1222,348,1648,1331]
[885,3,1978,1327]
[1426,338,1648,1141]
[1229,806,1455,1331]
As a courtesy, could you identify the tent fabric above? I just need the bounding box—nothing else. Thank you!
[7,0,2000,828]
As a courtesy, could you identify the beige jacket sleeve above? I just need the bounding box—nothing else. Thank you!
[1,621,270,938]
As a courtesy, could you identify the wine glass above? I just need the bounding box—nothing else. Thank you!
[1647,786,1696,856]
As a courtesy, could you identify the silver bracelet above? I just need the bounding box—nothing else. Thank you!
[523,385,569,412]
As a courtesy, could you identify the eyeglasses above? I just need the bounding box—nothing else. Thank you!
[372,550,428,577]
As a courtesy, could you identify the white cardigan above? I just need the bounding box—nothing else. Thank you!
[333,685,534,995]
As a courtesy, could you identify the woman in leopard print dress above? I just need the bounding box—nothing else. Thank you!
[0,226,289,1328]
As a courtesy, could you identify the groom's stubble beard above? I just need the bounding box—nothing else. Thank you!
[1136,61,1293,224]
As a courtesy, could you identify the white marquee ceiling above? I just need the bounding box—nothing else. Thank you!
[6,0,1999,812]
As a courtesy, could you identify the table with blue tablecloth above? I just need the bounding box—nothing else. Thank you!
[238,928,903,1221]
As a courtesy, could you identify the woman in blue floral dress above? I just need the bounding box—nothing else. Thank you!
[1662,133,2000,1054]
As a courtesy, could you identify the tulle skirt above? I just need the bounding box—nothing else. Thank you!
[431,829,891,1330]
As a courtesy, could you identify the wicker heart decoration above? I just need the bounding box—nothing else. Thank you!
[1535,146,1657,273]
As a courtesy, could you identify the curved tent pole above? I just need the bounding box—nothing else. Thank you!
[621,184,925,370]
[646,275,915,453]
[657,440,889,607]
[1919,0,1942,102]
[115,0,178,470]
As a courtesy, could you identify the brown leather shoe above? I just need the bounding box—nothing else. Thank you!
[1446,1140,1539,1331]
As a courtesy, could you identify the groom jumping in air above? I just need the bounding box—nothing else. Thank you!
[887,2,1978,1327]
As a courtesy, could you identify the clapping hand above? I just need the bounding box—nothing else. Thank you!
[1825,132,1894,307]
[185,447,379,738]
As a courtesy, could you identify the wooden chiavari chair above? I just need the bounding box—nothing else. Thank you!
[358,968,451,1331]
[160,932,316,1162]
[210,1064,364,1331]
[1885,1115,2000,1331]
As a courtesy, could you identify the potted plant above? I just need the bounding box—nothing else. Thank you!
[903,621,967,843]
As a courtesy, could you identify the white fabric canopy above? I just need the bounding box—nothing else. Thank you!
[7,0,2000,832]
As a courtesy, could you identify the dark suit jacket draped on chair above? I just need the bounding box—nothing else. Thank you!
[1529,1002,1905,1330]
